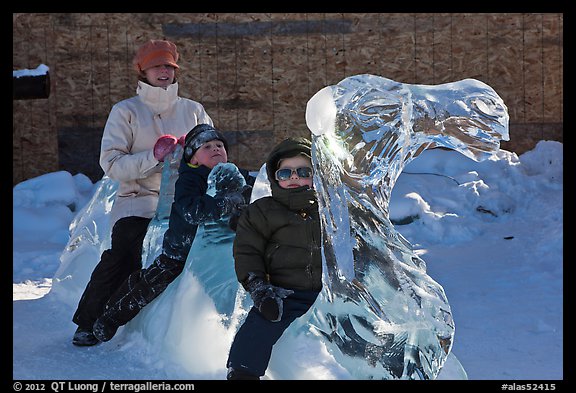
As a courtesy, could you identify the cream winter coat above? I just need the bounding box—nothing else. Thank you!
[100,81,213,227]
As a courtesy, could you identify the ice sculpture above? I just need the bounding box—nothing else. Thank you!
[141,146,247,321]
[185,162,247,322]
[52,176,117,307]
[124,158,252,378]
[304,74,509,379]
[52,74,506,380]
[141,145,184,268]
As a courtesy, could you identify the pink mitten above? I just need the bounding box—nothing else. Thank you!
[177,134,186,146]
[153,135,178,162]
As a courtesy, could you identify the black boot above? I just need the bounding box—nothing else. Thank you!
[92,316,119,342]
[72,326,99,346]
[226,367,260,380]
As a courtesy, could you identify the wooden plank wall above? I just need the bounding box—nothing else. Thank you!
[12,13,563,185]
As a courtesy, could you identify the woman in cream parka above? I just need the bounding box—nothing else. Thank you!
[71,39,213,346]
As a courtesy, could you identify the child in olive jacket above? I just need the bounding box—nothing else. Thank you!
[226,137,322,380]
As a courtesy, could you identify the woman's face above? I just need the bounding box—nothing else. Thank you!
[144,64,176,88]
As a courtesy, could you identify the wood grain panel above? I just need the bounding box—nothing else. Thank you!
[12,12,564,184]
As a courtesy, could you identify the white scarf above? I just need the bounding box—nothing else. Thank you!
[136,80,179,114]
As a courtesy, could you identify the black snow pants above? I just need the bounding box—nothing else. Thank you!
[98,253,185,328]
[226,289,320,377]
[72,216,151,329]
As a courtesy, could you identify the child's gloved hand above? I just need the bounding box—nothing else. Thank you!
[227,186,253,231]
[239,184,253,204]
[221,185,252,216]
[222,192,247,215]
[153,135,179,162]
[245,273,293,322]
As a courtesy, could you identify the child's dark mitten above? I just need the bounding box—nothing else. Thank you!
[245,273,293,322]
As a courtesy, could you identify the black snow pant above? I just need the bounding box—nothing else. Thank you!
[98,253,185,328]
[226,289,320,377]
[72,216,151,329]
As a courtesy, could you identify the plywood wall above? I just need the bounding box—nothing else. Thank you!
[13,13,563,184]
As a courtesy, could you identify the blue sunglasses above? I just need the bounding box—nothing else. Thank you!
[275,167,313,181]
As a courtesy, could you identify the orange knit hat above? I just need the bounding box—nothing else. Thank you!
[133,40,180,72]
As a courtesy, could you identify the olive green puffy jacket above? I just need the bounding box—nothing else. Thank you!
[233,136,322,292]
[232,183,322,292]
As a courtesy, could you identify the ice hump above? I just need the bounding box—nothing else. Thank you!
[305,74,509,379]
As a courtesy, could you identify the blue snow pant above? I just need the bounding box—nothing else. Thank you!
[226,289,320,377]
[72,216,151,329]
